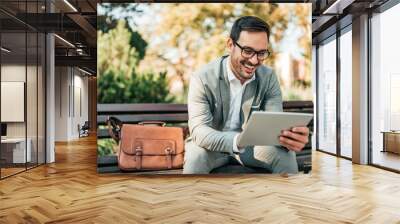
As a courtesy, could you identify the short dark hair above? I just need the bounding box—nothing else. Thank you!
[230,16,271,42]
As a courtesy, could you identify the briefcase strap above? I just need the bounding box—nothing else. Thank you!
[138,121,166,127]
[135,146,143,170]
[165,147,172,169]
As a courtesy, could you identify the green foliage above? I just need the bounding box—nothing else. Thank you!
[293,79,311,89]
[98,19,172,104]
[98,3,147,61]
[100,3,142,20]
[97,17,147,62]
[286,92,302,101]
[97,15,117,33]
[282,86,312,101]
[98,20,138,78]
[128,71,175,103]
[97,69,129,103]
[129,30,147,61]
[98,68,175,104]
[97,138,117,156]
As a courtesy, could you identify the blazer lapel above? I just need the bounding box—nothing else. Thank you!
[241,74,259,126]
[219,56,230,126]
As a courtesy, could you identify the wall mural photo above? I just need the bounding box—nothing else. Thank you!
[97,2,313,175]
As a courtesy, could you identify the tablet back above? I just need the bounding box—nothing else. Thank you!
[237,111,313,147]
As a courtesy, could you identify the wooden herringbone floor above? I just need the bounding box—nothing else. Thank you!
[1,135,400,224]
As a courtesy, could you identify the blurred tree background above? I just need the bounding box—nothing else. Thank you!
[97,3,311,156]
[98,3,312,103]
[135,3,311,101]
[98,4,174,104]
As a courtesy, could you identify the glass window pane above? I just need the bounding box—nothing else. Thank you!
[340,29,352,158]
[371,3,400,171]
[312,45,317,151]
[1,30,28,177]
[38,32,45,165]
[27,31,38,169]
[1,0,46,179]
[318,36,337,154]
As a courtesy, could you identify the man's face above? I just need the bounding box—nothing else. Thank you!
[227,31,269,83]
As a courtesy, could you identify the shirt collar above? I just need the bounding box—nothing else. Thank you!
[226,56,255,85]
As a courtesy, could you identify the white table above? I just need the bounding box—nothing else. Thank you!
[1,138,31,163]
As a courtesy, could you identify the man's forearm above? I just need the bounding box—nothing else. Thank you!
[189,123,238,154]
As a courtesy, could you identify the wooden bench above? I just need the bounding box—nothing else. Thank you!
[97,101,313,174]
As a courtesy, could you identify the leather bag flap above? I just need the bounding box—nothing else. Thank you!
[122,138,176,155]
[120,124,184,155]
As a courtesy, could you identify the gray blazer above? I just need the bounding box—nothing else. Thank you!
[187,55,283,155]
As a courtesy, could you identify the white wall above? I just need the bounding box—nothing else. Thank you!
[1,65,29,138]
[1,63,46,164]
[55,66,69,141]
[54,67,89,141]
[1,65,26,142]
[73,73,89,137]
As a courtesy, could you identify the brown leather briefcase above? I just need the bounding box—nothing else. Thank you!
[117,122,184,171]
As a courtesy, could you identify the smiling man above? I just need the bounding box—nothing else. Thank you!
[183,16,310,174]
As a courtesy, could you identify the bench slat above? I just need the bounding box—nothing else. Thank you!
[98,104,188,114]
[97,114,189,125]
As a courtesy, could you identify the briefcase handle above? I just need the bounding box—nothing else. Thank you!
[107,116,123,143]
[138,121,166,127]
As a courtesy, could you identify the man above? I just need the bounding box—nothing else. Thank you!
[183,16,309,174]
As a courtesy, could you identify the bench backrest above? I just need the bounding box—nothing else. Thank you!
[97,101,313,138]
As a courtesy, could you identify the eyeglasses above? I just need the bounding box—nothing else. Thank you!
[234,42,271,60]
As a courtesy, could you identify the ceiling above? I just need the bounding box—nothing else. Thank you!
[0,0,397,75]
[312,0,391,44]
[0,0,98,75]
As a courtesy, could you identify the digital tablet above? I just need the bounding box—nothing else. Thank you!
[237,111,313,147]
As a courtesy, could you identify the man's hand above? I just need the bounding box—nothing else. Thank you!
[279,126,309,152]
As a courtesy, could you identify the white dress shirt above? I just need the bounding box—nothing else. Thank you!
[223,56,255,153]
